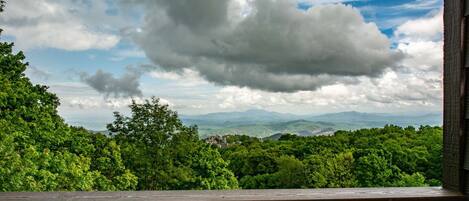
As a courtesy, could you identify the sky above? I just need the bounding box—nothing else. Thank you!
[0,0,443,130]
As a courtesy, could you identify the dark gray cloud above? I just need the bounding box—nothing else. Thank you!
[80,66,143,98]
[127,0,403,92]
[155,0,229,32]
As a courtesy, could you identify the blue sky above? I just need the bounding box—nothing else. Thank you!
[1,0,443,130]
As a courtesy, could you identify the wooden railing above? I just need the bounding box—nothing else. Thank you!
[0,187,464,201]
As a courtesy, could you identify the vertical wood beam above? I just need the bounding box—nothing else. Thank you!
[443,0,465,192]
[463,0,469,195]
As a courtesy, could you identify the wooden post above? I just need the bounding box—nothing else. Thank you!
[443,0,467,193]
[464,0,469,195]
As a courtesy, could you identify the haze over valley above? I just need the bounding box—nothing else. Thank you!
[181,109,442,138]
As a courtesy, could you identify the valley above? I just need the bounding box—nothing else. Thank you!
[181,109,442,138]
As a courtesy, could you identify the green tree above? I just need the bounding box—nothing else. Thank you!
[88,132,138,190]
[306,152,357,188]
[272,155,307,188]
[108,97,238,190]
[0,36,97,191]
[393,172,426,187]
[354,153,394,187]
[0,4,137,190]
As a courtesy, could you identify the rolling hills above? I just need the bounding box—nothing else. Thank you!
[181,109,442,138]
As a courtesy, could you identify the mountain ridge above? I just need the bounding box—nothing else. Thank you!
[181,109,442,138]
[182,109,442,125]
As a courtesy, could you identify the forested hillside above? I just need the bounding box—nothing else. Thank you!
[217,125,442,188]
[0,3,442,190]
[182,110,441,138]
[0,23,236,191]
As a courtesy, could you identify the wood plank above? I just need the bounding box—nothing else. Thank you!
[459,66,468,186]
[463,0,469,194]
[443,0,465,192]
[0,187,464,201]
[465,172,469,194]
[465,18,469,68]
[464,122,469,170]
[466,0,469,16]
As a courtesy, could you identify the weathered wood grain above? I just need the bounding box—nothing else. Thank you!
[464,123,469,170]
[465,18,469,68]
[466,0,469,16]
[462,0,469,194]
[443,0,466,192]
[465,172,469,194]
[0,187,464,201]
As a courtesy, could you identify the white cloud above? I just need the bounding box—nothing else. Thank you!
[355,1,441,31]
[397,41,442,71]
[67,96,173,109]
[394,9,442,42]
[69,97,102,109]
[392,0,442,11]
[214,68,441,114]
[214,85,358,111]
[110,48,146,61]
[1,0,120,51]
[149,68,209,87]
[216,87,264,109]
[298,0,366,6]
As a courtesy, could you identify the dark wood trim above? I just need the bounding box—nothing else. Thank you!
[443,0,467,193]
[0,187,464,201]
[463,0,469,195]
[465,0,469,17]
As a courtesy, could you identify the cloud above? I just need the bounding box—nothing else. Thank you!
[215,68,441,113]
[149,68,209,87]
[80,66,143,98]
[212,8,444,113]
[394,9,442,42]
[353,0,441,31]
[397,41,442,71]
[298,0,366,6]
[110,48,146,61]
[69,97,102,109]
[128,0,402,92]
[392,0,441,11]
[67,96,173,109]
[25,66,51,82]
[0,0,120,50]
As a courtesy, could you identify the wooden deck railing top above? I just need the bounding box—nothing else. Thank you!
[0,187,464,201]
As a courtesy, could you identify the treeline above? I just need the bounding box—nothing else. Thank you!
[0,23,441,191]
[0,37,237,191]
[218,125,442,189]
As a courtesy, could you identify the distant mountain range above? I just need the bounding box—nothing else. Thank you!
[181,109,297,126]
[181,109,442,138]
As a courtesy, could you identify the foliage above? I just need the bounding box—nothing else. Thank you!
[219,125,441,189]
[0,29,136,191]
[108,98,238,190]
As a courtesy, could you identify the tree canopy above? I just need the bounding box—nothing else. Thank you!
[219,125,441,189]
[108,98,238,190]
